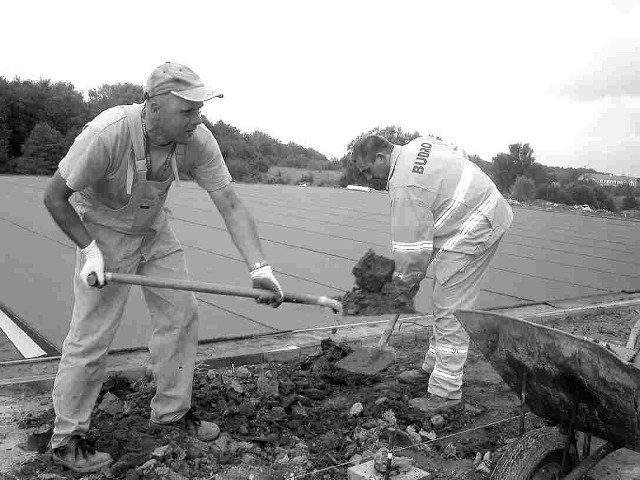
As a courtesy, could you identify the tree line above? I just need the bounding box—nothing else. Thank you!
[1,76,638,211]
[474,142,639,212]
[0,77,340,180]
[339,128,639,212]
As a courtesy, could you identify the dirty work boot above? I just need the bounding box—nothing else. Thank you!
[149,408,220,441]
[409,394,461,414]
[398,368,431,384]
[51,436,113,473]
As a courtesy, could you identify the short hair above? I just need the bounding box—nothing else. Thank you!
[145,92,173,109]
[351,135,392,164]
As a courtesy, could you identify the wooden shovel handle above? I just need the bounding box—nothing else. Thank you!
[87,272,342,313]
[377,313,401,348]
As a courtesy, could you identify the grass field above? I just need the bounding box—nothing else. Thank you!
[266,166,343,186]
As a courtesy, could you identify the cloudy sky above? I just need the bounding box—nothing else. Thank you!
[2,0,639,176]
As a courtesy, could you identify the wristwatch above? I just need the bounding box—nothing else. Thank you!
[249,260,270,272]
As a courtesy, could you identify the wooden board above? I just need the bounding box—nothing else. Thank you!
[455,309,640,451]
[586,447,640,479]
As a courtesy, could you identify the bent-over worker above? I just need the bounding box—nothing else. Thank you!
[351,134,512,414]
[43,62,284,473]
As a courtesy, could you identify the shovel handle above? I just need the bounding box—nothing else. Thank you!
[87,272,342,313]
[377,313,401,348]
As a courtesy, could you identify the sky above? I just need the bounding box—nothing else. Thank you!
[2,0,639,176]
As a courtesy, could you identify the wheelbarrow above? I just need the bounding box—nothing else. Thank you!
[454,309,640,480]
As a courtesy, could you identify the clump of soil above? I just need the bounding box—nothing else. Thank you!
[352,250,395,292]
[7,307,639,480]
[340,249,417,316]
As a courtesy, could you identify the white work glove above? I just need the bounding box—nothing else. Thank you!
[250,262,284,308]
[80,240,105,288]
[391,273,421,299]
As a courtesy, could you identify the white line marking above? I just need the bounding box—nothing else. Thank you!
[266,345,300,352]
[0,309,46,359]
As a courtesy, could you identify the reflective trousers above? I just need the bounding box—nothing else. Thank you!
[421,237,502,399]
[51,220,199,448]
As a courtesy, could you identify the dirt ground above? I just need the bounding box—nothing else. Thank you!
[1,306,638,480]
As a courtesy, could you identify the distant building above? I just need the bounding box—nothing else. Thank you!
[578,173,637,187]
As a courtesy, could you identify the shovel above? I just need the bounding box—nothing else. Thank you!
[88,272,408,375]
[88,272,342,312]
[335,312,401,374]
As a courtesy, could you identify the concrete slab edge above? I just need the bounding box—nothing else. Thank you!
[1,293,639,397]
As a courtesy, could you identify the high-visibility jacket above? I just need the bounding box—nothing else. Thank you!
[388,136,513,285]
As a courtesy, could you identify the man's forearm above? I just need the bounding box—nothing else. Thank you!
[44,198,93,249]
[221,203,266,269]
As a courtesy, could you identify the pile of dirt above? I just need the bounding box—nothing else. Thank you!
[339,249,417,316]
[6,307,639,480]
[10,339,528,480]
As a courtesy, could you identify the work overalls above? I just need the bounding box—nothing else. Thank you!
[389,138,512,400]
[51,106,199,449]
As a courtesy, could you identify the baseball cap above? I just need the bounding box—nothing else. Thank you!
[144,62,223,102]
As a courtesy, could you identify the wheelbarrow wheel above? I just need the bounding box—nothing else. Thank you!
[491,427,578,480]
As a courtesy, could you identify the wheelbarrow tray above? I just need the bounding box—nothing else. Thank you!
[455,309,640,451]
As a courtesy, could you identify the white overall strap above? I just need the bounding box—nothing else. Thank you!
[124,104,147,194]
[172,144,185,188]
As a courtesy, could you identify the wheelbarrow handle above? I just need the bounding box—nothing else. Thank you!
[87,272,342,313]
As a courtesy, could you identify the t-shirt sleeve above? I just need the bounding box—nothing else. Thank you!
[190,128,232,192]
[58,125,112,192]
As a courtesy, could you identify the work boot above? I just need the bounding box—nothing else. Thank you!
[398,368,431,384]
[149,408,220,442]
[409,394,461,414]
[51,436,113,473]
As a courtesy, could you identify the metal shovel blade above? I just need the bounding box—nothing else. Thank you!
[335,346,396,374]
[335,313,401,374]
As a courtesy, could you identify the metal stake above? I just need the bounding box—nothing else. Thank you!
[561,393,578,473]
[582,433,591,459]
[384,451,393,480]
[519,370,527,436]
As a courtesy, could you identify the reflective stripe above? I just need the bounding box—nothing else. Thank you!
[439,208,485,252]
[477,188,501,217]
[432,365,463,381]
[393,271,425,281]
[434,162,474,230]
[392,241,434,252]
[431,248,445,264]
[427,345,436,355]
[444,189,500,250]
[435,344,468,355]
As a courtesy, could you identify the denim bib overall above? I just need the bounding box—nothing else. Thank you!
[51,105,200,448]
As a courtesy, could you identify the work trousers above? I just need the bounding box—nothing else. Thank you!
[51,220,199,449]
[421,238,502,399]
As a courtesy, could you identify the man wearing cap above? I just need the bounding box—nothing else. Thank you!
[43,62,284,473]
[350,134,512,415]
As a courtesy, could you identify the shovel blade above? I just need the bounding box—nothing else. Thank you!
[336,346,396,374]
